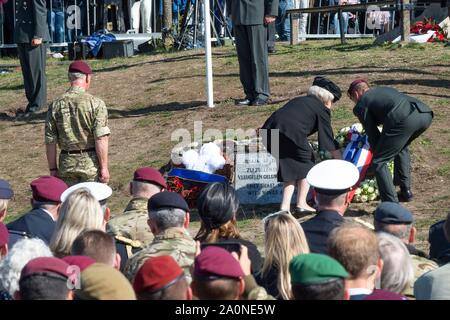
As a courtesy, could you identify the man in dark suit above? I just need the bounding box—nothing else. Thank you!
[301,159,359,254]
[348,79,433,203]
[7,176,68,245]
[227,0,279,106]
[14,0,50,118]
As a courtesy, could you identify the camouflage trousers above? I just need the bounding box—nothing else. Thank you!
[58,151,99,186]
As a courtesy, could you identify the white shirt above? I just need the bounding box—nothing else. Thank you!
[41,208,56,222]
[348,288,372,297]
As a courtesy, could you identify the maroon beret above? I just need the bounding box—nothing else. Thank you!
[134,167,167,189]
[0,223,9,247]
[347,79,369,96]
[20,257,71,280]
[30,176,68,203]
[69,60,93,75]
[194,246,244,280]
[62,256,96,272]
[133,256,184,294]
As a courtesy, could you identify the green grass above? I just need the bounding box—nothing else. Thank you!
[437,165,450,177]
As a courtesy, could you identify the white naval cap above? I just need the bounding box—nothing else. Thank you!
[60,182,113,203]
[306,160,359,195]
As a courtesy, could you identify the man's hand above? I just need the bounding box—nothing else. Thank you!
[31,38,43,46]
[264,15,276,25]
[98,167,110,184]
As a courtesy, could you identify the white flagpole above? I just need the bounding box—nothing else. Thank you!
[203,0,215,108]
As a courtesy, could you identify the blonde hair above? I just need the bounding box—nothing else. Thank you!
[50,188,104,258]
[307,85,334,105]
[0,199,9,213]
[262,213,310,300]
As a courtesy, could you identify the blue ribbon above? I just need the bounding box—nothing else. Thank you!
[344,134,369,164]
[168,168,227,184]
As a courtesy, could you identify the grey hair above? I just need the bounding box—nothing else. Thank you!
[307,85,334,105]
[373,221,412,241]
[68,72,86,82]
[0,238,53,296]
[377,232,414,294]
[148,208,186,230]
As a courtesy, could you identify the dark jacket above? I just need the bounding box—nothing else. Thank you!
[429,220,450,265]
[301,210,344,254]
[7,208,56,244]
[262,95,337,153]
[14,0,50,43]
[226,0,279,26]
[353,87,433,149]
[218,237,263,275]
[255,264,281,299]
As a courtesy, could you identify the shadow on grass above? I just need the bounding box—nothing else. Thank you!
[109,100,205,118]
[373,78,450,90]
[0,84,24,91]
[92,51,234,74]
[270,66,433,78]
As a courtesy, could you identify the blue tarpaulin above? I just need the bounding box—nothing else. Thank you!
[81,33,116,57]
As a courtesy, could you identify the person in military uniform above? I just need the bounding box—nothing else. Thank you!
[192,245,273,300]
[300,159,359,254]
[289,253,349,300]
[414,216,450,300]
[60,182,143,271]
[107,167,167,245]
[123,192,196,284]
[133,255,192,300]
[228,0,278,106]
[428,214,450,265]
[348,79,434,203]
[45,60,111,186]
[14,0,50,118]
[373,201,438,298]
[7,176,68,245]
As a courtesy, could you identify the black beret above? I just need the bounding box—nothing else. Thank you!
[313,76,342,102]
[374,202,413,224]
[148,191,189,212]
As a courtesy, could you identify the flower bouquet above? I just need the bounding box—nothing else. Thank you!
[410,17,447,42]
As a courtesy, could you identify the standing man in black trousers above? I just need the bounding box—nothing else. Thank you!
[227,0,279,106]
[14,0,50,119]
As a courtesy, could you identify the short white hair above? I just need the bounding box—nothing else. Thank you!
[377,232,414,294]
[0,238,53,296]
[307,85,334,105]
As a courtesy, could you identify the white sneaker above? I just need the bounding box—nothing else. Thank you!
[52,53,64,59]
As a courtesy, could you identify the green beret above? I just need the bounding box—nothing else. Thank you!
[289,253,349,285]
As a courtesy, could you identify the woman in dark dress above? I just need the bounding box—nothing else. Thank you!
[194,182,263,275]
[261,77,342,215]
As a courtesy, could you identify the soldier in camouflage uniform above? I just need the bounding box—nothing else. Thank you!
[107,167,167,246]
[123,192,196,284]
[45,61,110,186]
[373,202,438,298]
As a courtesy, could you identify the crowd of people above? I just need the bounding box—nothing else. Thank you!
[1,160,449,300]
[0,55,447,300]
